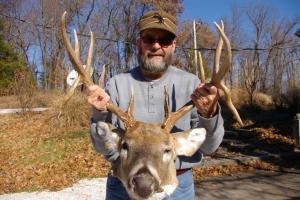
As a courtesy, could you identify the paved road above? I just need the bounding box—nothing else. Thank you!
[196,169,300,200]
[1,169,299,200]
[0,108,48,114]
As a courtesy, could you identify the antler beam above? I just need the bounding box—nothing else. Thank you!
[61,11,135,129]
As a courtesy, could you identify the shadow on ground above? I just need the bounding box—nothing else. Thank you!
[195,169,300,200]
[217,104,300,170]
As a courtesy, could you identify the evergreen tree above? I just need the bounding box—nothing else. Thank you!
[0,20,26,90]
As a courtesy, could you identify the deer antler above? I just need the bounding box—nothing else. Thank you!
[61,11,135,129]
[161,21,243,131]
[62,30,94,106]
[197,21,244,126]
[99,64,106,88]
[162,87,194,132]
[197,52,205,83]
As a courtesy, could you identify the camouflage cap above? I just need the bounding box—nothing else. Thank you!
[138,10,177,37]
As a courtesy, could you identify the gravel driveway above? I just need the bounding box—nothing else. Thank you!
[1,168,300,200]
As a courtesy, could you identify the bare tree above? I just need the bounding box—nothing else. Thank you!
[176,20,215,75]
[1,0,298,101]
[223,2,244,88]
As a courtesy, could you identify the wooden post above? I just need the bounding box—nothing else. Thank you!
[294,113,300,151]
[193,20,198,75]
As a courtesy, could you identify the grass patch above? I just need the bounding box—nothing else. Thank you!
[31,130,89,164]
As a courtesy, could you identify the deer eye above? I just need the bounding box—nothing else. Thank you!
[121,142,129,151]
[164,148,171,154]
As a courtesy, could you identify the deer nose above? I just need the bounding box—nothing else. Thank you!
[129,168,161,199]
[132,173,155,198]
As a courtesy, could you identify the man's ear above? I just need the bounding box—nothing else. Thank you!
[172,39,176,51]
[173,128,206,156]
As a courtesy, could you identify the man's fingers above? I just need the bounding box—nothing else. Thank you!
[86,84,110,110]
[205,84,218,95]
[194,86,210,97]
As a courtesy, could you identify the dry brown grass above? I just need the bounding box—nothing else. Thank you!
[253,92,274,110]
[282,87,300,112]
[219,87,249,109]
[0,90,65,109]
[45,93,91,129]
[227,88,275,110]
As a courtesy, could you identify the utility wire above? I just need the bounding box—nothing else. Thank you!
[1,12,299,51]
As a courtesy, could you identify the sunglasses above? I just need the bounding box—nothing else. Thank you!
[141,36,174,47]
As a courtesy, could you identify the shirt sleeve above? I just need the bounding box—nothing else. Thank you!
[197,104,225,155]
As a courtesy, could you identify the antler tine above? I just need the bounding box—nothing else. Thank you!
[61,30,81,106]
[164,86,170,119]
[212,21,224,80]
[99,64,106,88]
[74,29,93,82]
[212,21,232,85]
[127,88,135,120]
[61,11,93,86]
[161,87,170,130]
[74,30,80,58]
[162,93,194,133]
[86,31,94,77]
[106,87,136,130]
[219,83,244,126]
[106,100,136,130]
[197,51,206,83]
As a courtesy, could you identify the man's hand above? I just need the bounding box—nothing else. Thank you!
[86,85,110,110]
[191,83,219,118]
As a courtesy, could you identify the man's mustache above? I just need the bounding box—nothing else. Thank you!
[147,52,165,56]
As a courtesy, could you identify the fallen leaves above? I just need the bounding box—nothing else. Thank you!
[193,160,277,181]
[0,94,297,194]
[0,111,110,194]
[252,127,294,145]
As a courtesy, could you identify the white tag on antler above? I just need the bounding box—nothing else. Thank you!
[66,69,79,86]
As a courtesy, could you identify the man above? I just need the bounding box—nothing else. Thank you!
[87,10,224,200]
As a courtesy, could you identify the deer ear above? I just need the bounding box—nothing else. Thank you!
[173,128,206,156]
[96,122,123,152]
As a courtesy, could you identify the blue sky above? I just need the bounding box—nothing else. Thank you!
[181,0,300,24]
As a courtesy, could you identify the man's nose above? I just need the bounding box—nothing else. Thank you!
[151,41,162,50]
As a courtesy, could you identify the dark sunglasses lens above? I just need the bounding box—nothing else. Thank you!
[142,37,156,44]
[142,37,173,46]
[159,37,173,46]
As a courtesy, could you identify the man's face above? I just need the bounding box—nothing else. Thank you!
[137,29,176,74]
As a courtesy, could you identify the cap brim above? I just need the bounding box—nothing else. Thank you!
[140,23,176,37]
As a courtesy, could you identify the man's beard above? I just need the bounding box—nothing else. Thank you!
[138,51,173,74]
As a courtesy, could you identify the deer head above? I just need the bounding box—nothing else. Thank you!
[61,12,206,199]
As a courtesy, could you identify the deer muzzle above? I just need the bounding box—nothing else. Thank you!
[128,167,163,199]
